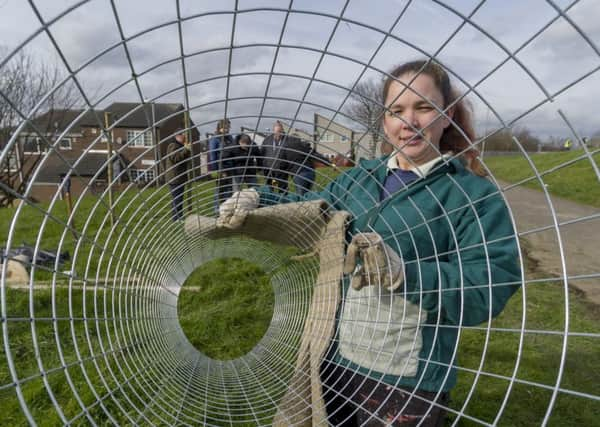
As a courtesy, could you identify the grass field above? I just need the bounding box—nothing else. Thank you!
[0,166,341,282]
[483,149,600,208]
[1,248,599,425]
[177,258,275,360]
[1,162,599,424]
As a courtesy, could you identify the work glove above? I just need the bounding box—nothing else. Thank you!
[216,188,260,229]
[343,232,404,292]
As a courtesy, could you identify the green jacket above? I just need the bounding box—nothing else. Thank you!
[165,141,191,185]
[259,156,521,392]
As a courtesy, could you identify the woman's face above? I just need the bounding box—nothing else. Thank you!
[219,122,230,134]
[383,72,453,168]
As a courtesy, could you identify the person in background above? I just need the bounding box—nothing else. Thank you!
[260,120,291,193]
[277,136,334,196]
[230,133,262,189]
[218,59,521,426]
[290,141,337,196]
[208,119,236,212]
[164,128,191,221]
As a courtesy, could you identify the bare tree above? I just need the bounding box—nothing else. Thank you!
[480,126,542,153]
[0,48,81,207]
[345,78,386,159]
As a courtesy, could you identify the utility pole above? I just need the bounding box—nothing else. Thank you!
[184,110,193,214]
[104,111,115,227]
[151,102,160,188]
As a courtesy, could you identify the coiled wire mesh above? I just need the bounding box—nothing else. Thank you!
[1,0,599,425]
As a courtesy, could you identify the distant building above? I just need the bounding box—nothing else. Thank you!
[239,114,386,161]
[279,122,314,144]
[313,113,383,160]
[13,102,201,201]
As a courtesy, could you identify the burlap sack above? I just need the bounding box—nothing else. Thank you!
[272,210,349,426]
[184,200,331,251]
[184,201,349,426]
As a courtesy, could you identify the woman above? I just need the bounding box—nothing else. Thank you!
[219,59,521,426]
[164,128,191,221]
[229,133,262,189]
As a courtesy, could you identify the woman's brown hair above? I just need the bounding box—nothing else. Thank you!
[382,60,486,176]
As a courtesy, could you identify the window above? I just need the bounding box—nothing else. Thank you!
[58,138,72,150]
[22,136,47,154]
[127,130,153,147]
[131,169,155,183]
[320,132,334,143]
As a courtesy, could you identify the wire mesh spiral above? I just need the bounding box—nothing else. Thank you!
[1,0,599,425]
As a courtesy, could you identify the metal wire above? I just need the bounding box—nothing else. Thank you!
[1,0,599,425]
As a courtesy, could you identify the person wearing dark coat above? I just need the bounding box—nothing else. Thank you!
[276,137,333,196]
[164,128,191,221]
[229,133,262,188]
[260,121,292,193]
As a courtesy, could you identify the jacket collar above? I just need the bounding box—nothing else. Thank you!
[359,155,460,182]
[386,154,452,178]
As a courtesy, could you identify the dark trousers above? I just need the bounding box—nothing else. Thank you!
[293,167,316,196]
[320,362,449,426]
[169,183,185,221]
[266,174,289,195]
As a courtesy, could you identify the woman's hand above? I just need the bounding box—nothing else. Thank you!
[343,232,404,292]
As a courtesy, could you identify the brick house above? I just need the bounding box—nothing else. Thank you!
[13,102,201,201]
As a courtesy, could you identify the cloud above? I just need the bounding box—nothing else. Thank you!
[1,0,599,141]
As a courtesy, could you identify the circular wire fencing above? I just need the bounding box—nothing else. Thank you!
[1,0,599,425]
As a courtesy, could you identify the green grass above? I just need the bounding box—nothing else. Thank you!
[0,167,341,283]
[451,289,600,425]
[177,258,275,360]
[0,287,152,425]
[1,164,599,424]
[483,149,600,207]
[0,246,308,426]
[2,249,599,425]
[446,241,600,425]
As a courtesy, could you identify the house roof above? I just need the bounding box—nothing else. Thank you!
[28,109,101,133]
[27,103,186,134]
[34,151,125,183]
[105,102,184,128]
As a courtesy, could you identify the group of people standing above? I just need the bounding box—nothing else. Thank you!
[163,119,332,221]
[207,118,331,212]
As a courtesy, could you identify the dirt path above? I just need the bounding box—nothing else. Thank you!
[500,181,600,304]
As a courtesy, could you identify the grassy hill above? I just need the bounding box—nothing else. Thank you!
[483,149,600,208]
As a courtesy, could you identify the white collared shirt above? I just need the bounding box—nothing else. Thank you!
[386,154,451,178]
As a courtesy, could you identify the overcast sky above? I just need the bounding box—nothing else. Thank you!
[1,0,599,142]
